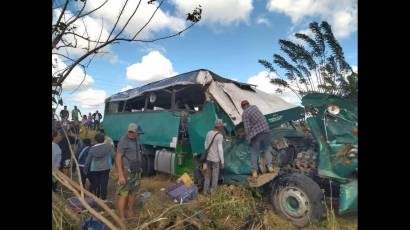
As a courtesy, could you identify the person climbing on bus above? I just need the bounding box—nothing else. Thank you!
[241,100,276,178]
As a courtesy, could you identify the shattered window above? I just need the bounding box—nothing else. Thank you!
[124,96,146,112]
[146,90,172,110]
[106,101,124,113]
[174,85,206,112]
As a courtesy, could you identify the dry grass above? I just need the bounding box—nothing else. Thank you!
[58,173,356,230]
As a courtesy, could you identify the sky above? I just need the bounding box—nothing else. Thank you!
[52,0,357,119]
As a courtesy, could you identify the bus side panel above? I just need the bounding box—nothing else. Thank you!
[103,111,181,148]
[187,102,218,155]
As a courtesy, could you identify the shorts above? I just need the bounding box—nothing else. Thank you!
[116,172,141,197]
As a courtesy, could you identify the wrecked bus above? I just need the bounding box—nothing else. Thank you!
[102,69,357,227]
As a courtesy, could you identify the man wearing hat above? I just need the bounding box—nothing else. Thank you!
[203,119,225,194]
[115,123,144,222]
[241,100,275,178]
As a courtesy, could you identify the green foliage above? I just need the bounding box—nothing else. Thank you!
[260,21,357,100]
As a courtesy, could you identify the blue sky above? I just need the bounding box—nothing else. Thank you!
[53,0,357,117]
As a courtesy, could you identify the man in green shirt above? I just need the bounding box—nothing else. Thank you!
[71,106,82,122]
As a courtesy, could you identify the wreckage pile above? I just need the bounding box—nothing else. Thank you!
[125,175,254,229]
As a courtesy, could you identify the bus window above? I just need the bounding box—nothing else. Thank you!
[124,96,146,112]
[107,102,121,113]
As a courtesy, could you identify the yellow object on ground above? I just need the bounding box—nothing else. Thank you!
[177,172,193,187]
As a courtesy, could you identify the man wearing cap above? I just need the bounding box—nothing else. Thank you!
[241,100,275,178]
[203,119,225,194]
[115,123,144,221]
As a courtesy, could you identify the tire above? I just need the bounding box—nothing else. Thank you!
[141,146,155,177]
[141,154,148,176]
[271,173,325,228]
[145,155,155,176]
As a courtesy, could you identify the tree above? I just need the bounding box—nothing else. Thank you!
[259,21,357,100]
[52,0,202,107]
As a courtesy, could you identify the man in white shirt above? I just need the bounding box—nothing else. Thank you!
[92,110,102,130]
[203,119,224,194]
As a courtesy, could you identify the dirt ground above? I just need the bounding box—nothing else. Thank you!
[100,173,357,230]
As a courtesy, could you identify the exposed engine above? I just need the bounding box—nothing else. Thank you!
[293,149,318,176]
[271,131,319,176]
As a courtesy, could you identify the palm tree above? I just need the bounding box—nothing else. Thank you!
[259,21,357,100]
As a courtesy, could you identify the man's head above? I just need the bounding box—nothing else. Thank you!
[52,128,63,143]
[74,106,77,109]
[64,106,67,109]
[127,123,144,139]
[83,138,92,146]
[240,100,250,110]
[95,132,105,144]
[96,110,99,113]
[214,119,224,131]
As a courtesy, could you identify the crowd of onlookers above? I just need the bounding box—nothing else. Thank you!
[56,105,103,130]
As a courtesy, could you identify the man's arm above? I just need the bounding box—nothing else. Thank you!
[204,132,209,149]
[115,150,126,185]
[242,111,251,143]
[217,134,224,167]
[84,150,92,172]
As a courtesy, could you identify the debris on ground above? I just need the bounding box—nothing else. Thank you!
[55,173,357,230]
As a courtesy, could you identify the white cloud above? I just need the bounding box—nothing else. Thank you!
[288,28,315,45]
[126,51,178,83]
[70,88,108,110]
[120,85,134,92]
[247,71,301,105]
[85,0,186,40]
[267,0,357,38]
[256,16,271,26]
[52,8,111,57]
[52,55,94,91]
[172,0,253,26]
[352,65,358,73]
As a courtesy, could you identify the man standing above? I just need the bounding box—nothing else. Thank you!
[58,129,75,176]
[241,100,275,178]
[93,110,102,130]
[115,123,144,222]
[71,106,81,122]
[52,128,63,192]
[60,106,69,123]
[203,119,225,194]
[52,129,63,169]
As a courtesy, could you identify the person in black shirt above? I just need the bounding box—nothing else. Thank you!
[60,106,69,123]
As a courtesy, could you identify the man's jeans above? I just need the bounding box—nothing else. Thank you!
[250,131,274,172]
